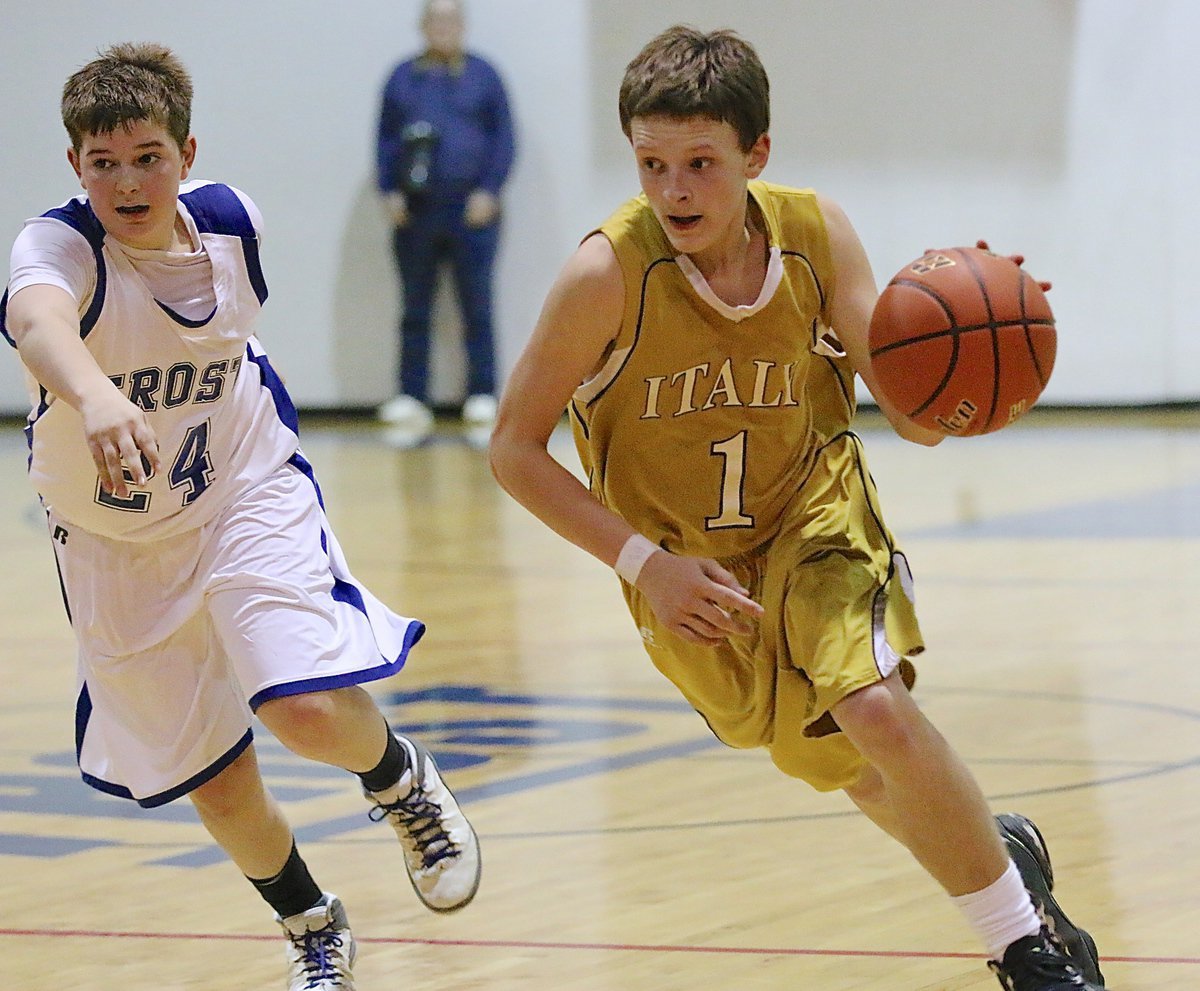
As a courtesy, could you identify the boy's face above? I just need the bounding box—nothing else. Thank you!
[629,114,769,258]
[68,119,197,251]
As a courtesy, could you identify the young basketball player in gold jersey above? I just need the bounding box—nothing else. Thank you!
[490,25,1104,991]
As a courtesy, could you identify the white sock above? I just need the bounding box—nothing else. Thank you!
[951,860,1042,960]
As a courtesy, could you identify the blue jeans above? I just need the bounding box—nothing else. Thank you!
[390,198,499,400]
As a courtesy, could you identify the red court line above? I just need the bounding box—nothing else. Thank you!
[0,927,1194,965]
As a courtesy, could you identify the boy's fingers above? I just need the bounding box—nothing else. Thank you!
[134,423,162,474]
[119,439,147,485]
[712,583,765,618]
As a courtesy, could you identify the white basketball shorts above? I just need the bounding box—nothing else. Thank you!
[47,454,424,807]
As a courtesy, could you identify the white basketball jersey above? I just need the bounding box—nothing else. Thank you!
[2,181,299,541]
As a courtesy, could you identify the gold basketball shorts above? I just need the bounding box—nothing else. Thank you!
[622,432,923,792]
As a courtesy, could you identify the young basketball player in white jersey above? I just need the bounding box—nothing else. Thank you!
[490,26,1104,991]
[2,43,480,991]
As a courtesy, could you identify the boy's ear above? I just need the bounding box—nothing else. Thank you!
[745,132,770,179]
[179,135,197,178]
[67,147,84,184]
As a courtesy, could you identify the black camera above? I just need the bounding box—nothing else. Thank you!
[400,121,438,196]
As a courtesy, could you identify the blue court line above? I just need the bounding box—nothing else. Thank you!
[910,480,1200,539]
[148,734,723,868]
[0,832,119,858]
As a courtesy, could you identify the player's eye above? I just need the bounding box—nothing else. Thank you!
[690,158,711,170]
[138,153,161,166]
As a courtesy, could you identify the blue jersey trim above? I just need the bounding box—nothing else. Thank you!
[23,392,50,473]
[248,345,300,436]
[0,289,12,348]
[155,299,218,328]
[182,183,255,238]
[43,199,108,341]
[2,200,108,344]
[74,682,93,765]
[78,728,255,808]
[282,453,384,615]
[49,522,73,625]
[182,183,268,306]
[248,620,425,712]
[242,238,268,306]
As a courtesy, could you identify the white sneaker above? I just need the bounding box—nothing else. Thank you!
[381,421,434,450]
[461,393,497,425]
[377,394,434,427]
[277,893,357,990]
[365,736,481,913]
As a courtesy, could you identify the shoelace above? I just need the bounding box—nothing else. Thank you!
[368,788,459,869]
[290,927,348,989]
[988,941,1086,989]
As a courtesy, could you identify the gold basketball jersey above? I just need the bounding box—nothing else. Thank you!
[572,181,857,560]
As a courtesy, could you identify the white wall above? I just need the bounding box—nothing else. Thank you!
[1,1,1195,413]
[0,0,590,412]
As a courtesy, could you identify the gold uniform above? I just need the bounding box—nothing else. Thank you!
[571,181,923,791]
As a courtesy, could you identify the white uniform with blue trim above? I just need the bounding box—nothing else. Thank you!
[2,180,422,806]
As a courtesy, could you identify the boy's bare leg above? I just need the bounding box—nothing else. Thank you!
[189,687,392,877]
[189,744,294,878]
[258,683,482,914]
[842,763,904,841]
[832,670,1008,896]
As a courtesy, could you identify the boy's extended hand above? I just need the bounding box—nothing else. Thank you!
[79,387,162,498]
[637,550,765,646]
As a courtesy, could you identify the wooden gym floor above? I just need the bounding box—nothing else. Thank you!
[1,407,1197,990]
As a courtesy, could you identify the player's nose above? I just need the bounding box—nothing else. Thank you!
[662,171,691,204]
[113,165,140,193]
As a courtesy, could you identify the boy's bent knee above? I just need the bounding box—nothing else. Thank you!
[256,690,343,755]
[831,676,925,761]
[189,747,263,818]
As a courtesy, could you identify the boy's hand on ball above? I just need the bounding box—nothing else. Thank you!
[975,239,1052,292]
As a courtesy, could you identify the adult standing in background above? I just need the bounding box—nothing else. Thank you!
[376,0,515,430]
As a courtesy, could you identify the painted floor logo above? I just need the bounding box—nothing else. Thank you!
[0,684,715,868]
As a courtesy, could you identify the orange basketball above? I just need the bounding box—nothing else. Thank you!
[867,246,1056,436]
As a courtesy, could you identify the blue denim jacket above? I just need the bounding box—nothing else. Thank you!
[376,51,515,202]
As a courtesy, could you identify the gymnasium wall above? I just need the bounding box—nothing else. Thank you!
[1,1,1194,414]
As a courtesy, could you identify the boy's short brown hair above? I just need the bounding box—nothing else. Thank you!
[61,42,193,151]
[618,25,769,152]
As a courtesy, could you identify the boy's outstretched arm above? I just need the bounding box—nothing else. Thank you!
[818,194,944,447]
[489,234,762,645]
[7,284,162,497]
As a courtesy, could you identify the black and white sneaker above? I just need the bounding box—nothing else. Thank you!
[277,893,357,991]
[997,813,1105,987]
[990,927,1105,990]
[365,735,481,912]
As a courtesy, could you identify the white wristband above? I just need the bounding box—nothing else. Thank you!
[614,533,659,585]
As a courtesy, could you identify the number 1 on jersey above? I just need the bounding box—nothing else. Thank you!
[706,430,754,529]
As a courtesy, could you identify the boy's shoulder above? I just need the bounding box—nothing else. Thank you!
[40,194,107,248]
[750,179,820,208]
[582,193,673,272]
[179,181,262,238]
[750,180,830,246]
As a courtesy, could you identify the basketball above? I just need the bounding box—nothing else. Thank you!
[867,246,1056,436]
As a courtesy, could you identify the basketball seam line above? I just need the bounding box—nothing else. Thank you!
[868,318,1055,357]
